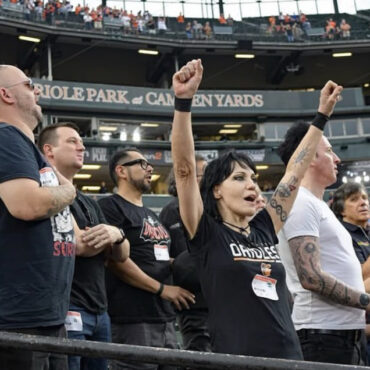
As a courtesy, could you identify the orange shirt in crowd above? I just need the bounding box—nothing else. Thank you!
[268,16,276,25]
[219,14,227,24]
[75,5,81,14]
[177,14,184,23]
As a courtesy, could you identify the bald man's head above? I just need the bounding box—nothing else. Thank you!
[0,65,42,129]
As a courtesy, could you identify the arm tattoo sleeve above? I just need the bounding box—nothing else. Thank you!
[44,185,75,218]
[289,235,369,310]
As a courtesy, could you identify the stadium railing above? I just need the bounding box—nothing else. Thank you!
[0,331,367,370]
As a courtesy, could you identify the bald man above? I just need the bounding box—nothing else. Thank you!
[0,65,76,370]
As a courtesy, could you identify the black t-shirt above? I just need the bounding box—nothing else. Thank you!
[0,123,75,329]
[99,194,175,323]
[70,191,108,314]
[189,209,303,360]
[160,197,207,309]
[341,221,370,325]
[341,221,370,264]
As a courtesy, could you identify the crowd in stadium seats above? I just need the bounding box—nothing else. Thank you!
[266,12,352,42]
[0,0,363,41]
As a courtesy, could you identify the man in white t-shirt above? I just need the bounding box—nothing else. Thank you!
[277,121,369,365]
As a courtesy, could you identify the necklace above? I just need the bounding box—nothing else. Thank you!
[222,220,251,235]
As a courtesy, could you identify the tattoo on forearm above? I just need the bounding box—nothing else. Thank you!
[45,185,75,218]
[290,236,368,309]
[269,198,287,222]
[294,146,309,164]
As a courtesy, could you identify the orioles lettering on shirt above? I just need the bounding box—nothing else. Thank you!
[229,242,281,262]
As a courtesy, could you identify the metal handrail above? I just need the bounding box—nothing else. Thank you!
[0,331,367,370]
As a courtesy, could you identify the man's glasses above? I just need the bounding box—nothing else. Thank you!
[3,78,35,91]
[120,158,152,170]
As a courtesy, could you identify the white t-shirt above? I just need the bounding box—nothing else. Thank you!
[278,186,365,330]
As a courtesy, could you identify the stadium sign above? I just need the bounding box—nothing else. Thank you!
[35,79,364,116]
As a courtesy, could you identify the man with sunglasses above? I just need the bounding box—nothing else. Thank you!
[99,148,195,370]
[38,122,130,370]
[0,65,77,369]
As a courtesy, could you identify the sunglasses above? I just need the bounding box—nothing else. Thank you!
[120,158,152,170]
[4,78,35,91]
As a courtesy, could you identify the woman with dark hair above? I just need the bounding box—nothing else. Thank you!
[171,59,342,359]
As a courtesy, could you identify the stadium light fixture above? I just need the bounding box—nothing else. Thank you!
[235,54,255,59]
[332,52,352,58]
[18,35,41,43]
[99,126,117,131]
[138,49,159,55]
[219,129,238,134]
[224,124,242,128]
[364,83,370,88]
[141,123,159,127]
[74,174,92,179]
[255,165,269,170]
[82,164,101,170]
[102,132,111,141]
[82,186,101,192]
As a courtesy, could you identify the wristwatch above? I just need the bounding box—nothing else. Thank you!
[114,228,126,245]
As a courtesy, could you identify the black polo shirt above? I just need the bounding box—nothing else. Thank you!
[341,221,370,264]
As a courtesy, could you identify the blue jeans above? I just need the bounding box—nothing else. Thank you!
[67,306,111,370]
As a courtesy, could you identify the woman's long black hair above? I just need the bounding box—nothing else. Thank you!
[200,150,256,221]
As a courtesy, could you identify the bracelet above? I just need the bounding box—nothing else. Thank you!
[311,112,329,131]
[156,283,164,296]
[175,97,192,112]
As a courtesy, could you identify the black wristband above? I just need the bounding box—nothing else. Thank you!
[156,283,164,296]
[311,112,329,131]
[114,228,126,245]
[175,97,192,112]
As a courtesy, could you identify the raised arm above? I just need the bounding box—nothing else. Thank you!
[266,81,343,233]
[289,235,370,310]
[171,59,204,238]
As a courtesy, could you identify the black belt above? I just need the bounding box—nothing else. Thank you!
[297,329,363,343]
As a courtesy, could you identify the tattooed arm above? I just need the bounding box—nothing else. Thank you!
[266,81,343,233]
[0,177,76,221]
[289,235,370,310]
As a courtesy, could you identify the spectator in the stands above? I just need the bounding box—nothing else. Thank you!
[218,13,227,25]
[268,15,276,33]
[285,23,294,42]
[278,11,284,23]
[340,19,351,39]
[203,21,212,39]
[185,22,192,39]
[83,11,93,30]
[146,15,156,34]
[177,12,184,24]
[227,14,234,26]
[326,18,336,40]
[157,16,167,34]
[192,20,203,39]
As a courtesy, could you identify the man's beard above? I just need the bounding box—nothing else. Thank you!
[130,177,151,193]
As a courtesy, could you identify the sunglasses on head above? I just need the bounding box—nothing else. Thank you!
[120,158,152,170]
